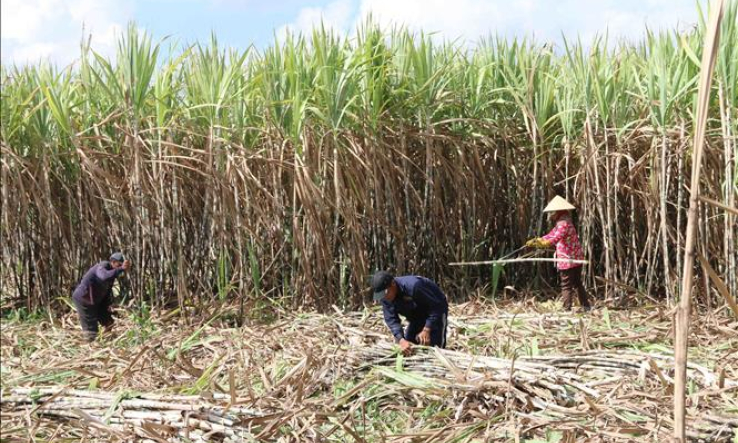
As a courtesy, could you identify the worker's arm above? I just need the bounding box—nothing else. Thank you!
[541,220,568,244]
[95,260,130,282]
[95,264,125,282]
[381,301,405,341]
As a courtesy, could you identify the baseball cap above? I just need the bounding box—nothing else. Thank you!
[371,271,394,302]
[109,252,125,262]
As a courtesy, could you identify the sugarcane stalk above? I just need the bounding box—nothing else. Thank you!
[674,1,725,440]
[449,258,589,266]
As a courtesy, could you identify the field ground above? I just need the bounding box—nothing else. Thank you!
[1,299,736,442]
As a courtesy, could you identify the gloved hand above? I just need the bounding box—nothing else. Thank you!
[525,238,552,249]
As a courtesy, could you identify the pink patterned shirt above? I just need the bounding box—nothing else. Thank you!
[542,217,584,270]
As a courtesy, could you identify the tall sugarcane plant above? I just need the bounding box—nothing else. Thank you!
[1,4,737,314]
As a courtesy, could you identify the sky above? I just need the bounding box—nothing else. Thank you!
[1,0,708,67]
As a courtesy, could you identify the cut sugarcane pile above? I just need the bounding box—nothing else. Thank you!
[1,388,273,442]
[352,345,737,441]
[1,300,736,442]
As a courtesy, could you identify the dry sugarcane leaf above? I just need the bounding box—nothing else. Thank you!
[697,253,738,319]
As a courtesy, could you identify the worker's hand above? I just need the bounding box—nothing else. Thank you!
[525,238,541,248]
[122,260,131,271]
[526,238,553,249]
[416,327,431,345]
[398,338,413,356]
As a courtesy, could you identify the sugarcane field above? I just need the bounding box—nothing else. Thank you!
[1,0,737,442]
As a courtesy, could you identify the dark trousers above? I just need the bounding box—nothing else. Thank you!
[560,266,590,310]
[73,298,114,341]
[404,312,448,348]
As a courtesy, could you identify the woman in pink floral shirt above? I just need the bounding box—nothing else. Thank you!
[526,196,591,311]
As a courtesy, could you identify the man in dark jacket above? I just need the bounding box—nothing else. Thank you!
[72,252,130,341]
[372,271,449,356]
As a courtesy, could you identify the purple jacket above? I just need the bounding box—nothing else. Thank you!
[72,261,125,306]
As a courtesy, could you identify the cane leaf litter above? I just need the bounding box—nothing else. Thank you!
[1,300,736,442]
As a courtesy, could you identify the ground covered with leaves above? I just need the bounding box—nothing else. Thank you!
[1,299,736,442]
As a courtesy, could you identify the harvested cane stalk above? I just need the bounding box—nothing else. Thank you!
[449,258,590,266]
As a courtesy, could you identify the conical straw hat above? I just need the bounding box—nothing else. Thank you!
[543,195,576,212]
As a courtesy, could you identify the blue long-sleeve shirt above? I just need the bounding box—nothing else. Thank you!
[381,275,448,341]
[72,261,125,306]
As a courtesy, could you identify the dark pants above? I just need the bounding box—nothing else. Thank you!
[405,312,448,348]
[73,298,114,341]
[560,266,590,310]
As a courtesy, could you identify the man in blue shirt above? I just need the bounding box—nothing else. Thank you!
[72,252,130,341]
[372,271,449,356]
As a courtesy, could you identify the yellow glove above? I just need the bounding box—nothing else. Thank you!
[525,238,541,248]
[525,238,552,249]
